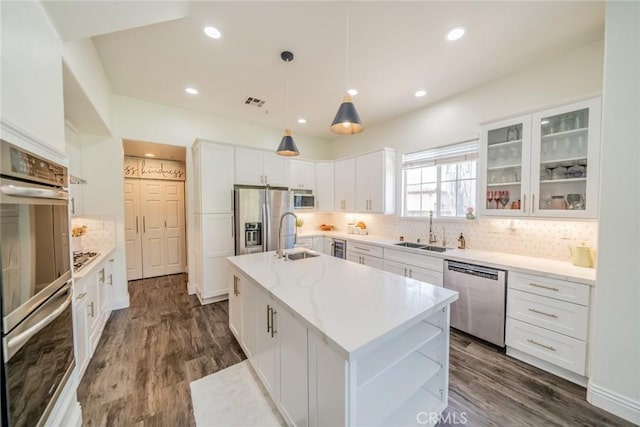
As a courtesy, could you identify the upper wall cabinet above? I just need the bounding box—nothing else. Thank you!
[235,147,290,187]
[479,97,601,219]
[334,158,356,212]
[289,160,316,190]
[193,141,235,214]
[65,123,84,216]
[315,162,334,212]
[355,149,396,214]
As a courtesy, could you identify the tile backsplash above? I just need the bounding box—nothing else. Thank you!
[306,212,597,262]
[71,216,116,252]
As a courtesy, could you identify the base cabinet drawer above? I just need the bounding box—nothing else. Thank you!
[507,289,588,340]
[348,242,384,258]
[506,318,586,375]
[509,272,590,305]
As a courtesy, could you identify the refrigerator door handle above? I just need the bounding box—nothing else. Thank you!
[262,202,268,252]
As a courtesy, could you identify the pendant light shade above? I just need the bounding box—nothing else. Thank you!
[330,94,364,135]
[276,51,300,157]
[276,129,299,156]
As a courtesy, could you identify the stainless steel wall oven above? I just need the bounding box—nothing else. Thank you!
[0,140,74,426]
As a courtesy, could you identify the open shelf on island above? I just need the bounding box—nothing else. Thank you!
[378,386,445,427]
[357,321,441,389]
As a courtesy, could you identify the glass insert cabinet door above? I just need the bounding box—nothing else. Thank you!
[479,114,531,217]
[530,97,601,218]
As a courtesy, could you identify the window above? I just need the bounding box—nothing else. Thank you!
[402,140,478,218]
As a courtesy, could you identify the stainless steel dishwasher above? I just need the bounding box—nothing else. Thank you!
[444,260,507,347]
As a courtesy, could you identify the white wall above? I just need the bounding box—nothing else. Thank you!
[330,40,604,159]
[0,0,65,153]
[587,2,640,424]
[79,134,129,309]
[62,38,113,135]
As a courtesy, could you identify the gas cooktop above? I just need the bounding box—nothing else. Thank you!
[73,251,99,272]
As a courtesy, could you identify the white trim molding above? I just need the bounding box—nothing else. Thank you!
[588,382,640,425]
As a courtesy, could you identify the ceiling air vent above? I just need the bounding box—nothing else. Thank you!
[243,96,266,108]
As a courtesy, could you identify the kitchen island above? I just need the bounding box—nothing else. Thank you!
[227,250,458,426]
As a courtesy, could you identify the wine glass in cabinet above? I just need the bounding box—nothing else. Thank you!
[530,97,601,218]
[479,114,531,217]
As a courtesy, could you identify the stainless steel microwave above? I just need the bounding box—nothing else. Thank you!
[292,191,315,209]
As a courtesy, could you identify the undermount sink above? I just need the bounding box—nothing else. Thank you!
[286,251,320,261]
[420,246,448,253]
[394,242,427,249]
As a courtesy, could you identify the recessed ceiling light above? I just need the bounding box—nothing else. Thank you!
[297,118,307,124]
[204,26,222,39]
[144,153,155,157]
[347,89,358,96]
[445,27,466,42]
[185,87,198,95]
[414,90,427,98]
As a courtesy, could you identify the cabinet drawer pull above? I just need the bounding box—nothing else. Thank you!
[527,339,556,352]
[409,269,413,278]
[528,308,558,318]
[528,282,559,292]
[532,194,536,213]
[76,292,87,300]
[354,246,370,252]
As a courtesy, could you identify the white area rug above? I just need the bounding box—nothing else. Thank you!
[190,361,285,427]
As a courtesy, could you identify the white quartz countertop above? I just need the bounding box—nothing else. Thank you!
[73,245,116,280]
[227,251,458,359]
[300,231,596,285]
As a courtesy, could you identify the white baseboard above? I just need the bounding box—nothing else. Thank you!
[588,382,640,425]
[196,291,228,305]
[506,347,588,387]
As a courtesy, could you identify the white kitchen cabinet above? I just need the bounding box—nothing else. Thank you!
[347,242,384,270]
[65,122,84,216]
[193,213,234,303]
[506,271,592,385]
[295,237,313,250]
[73,290,90,381]
[355,149,396,214]
[193,141,234,214]
[334,158,355,212]
[312,237,324,253]
[290,160,316,190]
[254,290,279,398]
[315,162,334,212]
[479,97,601,219]
[97,257,114,322]
[383,248,444,287]
[235,147,290,187]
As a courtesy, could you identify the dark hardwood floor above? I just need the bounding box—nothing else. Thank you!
[77,274,245,426]
[78,274,633,426]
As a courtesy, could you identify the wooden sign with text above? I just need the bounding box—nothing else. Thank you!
[123,156,186,181]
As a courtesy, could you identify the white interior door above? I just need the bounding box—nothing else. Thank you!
[124,179,142,280]
[141,180,166,278]
[163,181,186,275]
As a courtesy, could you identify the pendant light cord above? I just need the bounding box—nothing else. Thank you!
[345,5,349,91]
[285,58,289,128]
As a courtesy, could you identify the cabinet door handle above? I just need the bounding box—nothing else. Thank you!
[99,268,105,284]
[108,274,113,286]
[136,216,139,233]
[527,339,556,352]
[522,194,526,213]
[164,220,167,228]
[528,308,558,318]
[528,282,559,292]
[532,194,536,213]
[71,197,76,214]
[409,269,413,278]
[231,216,234,237]
[271,308,277,338]
[88,301,95,318]
[404,268,407,277]
[143,216,146,233]
[267,305,272,333]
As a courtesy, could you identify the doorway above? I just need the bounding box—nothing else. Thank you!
[122,140,187,280]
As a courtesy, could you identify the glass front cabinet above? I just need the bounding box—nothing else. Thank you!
[479,97,601,218]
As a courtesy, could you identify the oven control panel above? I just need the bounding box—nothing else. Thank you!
[1,141,67,186]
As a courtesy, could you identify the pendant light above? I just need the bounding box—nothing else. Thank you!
[276,51,300,157]
[330,6,364,135]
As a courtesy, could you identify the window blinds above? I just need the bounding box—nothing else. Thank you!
[402,139,479,169]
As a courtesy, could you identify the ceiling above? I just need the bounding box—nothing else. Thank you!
[48,1,605,141]
[123,139,186,161]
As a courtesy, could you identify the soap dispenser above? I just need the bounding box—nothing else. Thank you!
[457,233,466,249]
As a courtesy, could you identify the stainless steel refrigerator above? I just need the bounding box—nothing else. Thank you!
[234,186,295,255]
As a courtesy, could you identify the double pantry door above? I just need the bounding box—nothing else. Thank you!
[124,178,186,280]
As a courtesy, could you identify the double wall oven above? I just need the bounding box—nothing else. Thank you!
[0,141,74,426]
